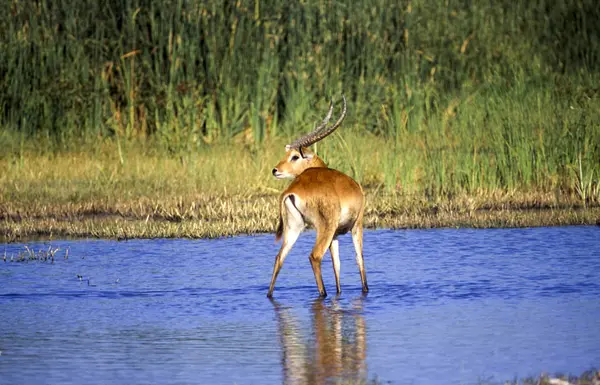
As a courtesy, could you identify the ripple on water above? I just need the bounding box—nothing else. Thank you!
[1,226,599,385]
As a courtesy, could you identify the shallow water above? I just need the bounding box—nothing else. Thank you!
[1,226,599,384]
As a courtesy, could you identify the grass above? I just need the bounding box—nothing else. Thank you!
[1,137,599,243]
[2,0,600,145]
[1,0,600,241]
[2,245,65,263]
[482,369,600,385]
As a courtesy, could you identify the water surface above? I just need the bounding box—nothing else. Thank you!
[1,226,599,384]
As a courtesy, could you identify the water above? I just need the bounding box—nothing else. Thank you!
[1,226,599,384]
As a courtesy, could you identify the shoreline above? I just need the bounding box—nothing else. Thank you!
[3,197,599,243]
[2,141,599,244]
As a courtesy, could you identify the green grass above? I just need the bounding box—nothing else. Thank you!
[2,81,600,205]
[1,0,600,241]
[2,0,599,143]
[1,138,599,242]
[2,0,600,197]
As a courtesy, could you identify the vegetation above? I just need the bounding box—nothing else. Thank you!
[485,369,600,385]
[1,0,600,241]
[2,245,64,263]
[2,140,599,242]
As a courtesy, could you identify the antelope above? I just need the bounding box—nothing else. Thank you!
[267,96,368,298]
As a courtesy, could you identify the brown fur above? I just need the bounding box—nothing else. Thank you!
[268,146,369,298]
[272,147,326,178]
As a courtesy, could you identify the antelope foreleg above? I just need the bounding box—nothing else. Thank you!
[351,221,368,293]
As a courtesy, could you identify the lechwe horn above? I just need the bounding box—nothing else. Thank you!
[285,95,347,154]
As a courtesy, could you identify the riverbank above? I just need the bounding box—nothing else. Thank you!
[2,197,599,243]
[2,141,598,242]
[3,0,600,242]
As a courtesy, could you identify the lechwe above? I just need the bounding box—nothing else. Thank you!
[267,96,368,298]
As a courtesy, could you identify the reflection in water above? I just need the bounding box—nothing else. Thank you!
[271,297,367,385]
[2,227,600,384]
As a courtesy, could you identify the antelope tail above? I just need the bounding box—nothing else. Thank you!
[275,196,285,242]
[276,213,284,242]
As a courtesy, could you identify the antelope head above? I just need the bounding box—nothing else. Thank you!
[272,96,347,179]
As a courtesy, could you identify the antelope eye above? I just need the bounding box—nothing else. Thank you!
[291,155,300,162]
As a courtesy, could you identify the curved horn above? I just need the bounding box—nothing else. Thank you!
[286,95,347,151]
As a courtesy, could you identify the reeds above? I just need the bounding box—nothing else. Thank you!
[1,0,599,241]
[3,245,65,263]
[489,369,600,385]
[2,0,599,196]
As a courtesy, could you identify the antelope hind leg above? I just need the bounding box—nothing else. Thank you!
[309,227,336,297]
[329,238,341,294]
[267,196,304,298]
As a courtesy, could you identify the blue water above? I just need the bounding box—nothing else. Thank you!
[1,226,599,384]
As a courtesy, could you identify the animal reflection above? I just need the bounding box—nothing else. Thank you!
[271,298,367,385]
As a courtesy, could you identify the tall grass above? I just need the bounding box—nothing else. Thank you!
[1,0,599,201]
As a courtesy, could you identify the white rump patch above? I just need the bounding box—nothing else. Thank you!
[339,206,351,225]
[284,195,305,233]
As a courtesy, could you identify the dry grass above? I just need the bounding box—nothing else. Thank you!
[1,140,599,243]
[486,369,600,385]
[3,199,599,243]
